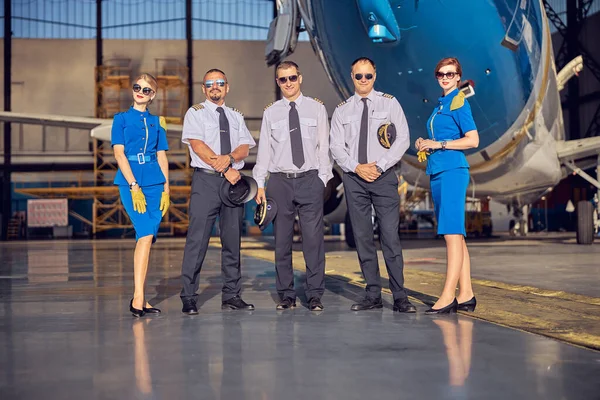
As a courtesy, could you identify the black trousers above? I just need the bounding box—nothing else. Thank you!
[343,170,408,301]
[180,170,244,302]
[267,170,325,300]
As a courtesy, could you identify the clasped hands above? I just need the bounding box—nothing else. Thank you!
[355,162,381,182]
[414,138,443,162]
[209,154,241,185]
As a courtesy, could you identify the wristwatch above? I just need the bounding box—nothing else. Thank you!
[376,166,383,174]
[129,181,138,189]
[228,154,235,165]
[441,141,447,151]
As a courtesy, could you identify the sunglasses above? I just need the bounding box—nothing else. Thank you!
[204,79,227,88]
[132,84,154,96]
[277,75,299,84]
[436,71,458,80]
[354,73,374,81]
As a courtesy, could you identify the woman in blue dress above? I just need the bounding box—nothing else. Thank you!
[416,58,479,314]
[111,73,170,317]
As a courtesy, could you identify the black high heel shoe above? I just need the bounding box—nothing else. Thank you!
[143,305,161,314]
[457,296,477,312]
[130,299,145,318]
[425,298,458,315]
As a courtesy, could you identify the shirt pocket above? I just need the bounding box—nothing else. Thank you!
[300,117,317,142]
[271,119,288,142]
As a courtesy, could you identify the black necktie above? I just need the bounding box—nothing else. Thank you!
[359,98,369,164]
[289,101,305,168]
[216,107,231,155]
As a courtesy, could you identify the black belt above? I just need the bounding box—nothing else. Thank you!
[347,167,392,182]
[195,167,225,177]
[271,170,317,179]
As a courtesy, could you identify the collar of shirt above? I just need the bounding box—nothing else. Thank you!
[437,88,459,108]
[282,93,305,108]
[128,105,149,117]
[353,90,377,105]
[203,100,226,114]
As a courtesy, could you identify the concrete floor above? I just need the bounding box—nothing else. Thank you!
[1,238,600,399]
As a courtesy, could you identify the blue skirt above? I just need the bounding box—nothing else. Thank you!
[119,184,164,242]
[430,167,469,236]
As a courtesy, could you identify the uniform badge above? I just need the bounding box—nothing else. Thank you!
[264,102,275,111]
[382,93,395,99]
[191,103,204,111]
[377,123,396,149]
[232,107,244,116]
[310,97,324,105]
[336,100,347,108]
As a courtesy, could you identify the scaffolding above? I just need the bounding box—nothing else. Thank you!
[155,58,189,124]
[95,58,133,118]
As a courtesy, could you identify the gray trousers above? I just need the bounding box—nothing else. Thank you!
[343,170,408,301]
[267,170,325,300]
[180,170,244,302]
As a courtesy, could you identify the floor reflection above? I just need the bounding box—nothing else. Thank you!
[433,316,474,387]
[133,320,153,396]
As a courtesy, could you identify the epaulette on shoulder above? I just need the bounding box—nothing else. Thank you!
[191,103,204,111]
[336,100,347,108]
[159,116,168,132]
[450,91,466,111]
[231,107,244,117]
[264,102,275,111]
[381,93,395,99]
[309,97,324,105]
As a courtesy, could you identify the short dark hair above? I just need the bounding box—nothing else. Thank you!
[204,68,227,82]
[276,61,301,76]
[351,57,376,71]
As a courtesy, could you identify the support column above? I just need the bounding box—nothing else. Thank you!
[2,0,12,241]
[186,0,193,106]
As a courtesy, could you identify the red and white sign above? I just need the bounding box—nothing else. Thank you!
[27,199,68,227]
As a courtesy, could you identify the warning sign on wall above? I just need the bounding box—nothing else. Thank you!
[27,199,68,228]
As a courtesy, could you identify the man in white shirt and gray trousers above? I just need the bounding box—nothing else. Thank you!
[253,61,333,311]
[330,57,416,313]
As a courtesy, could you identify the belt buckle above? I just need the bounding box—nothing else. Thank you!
[137,153,145,165]
[286,172,296,179]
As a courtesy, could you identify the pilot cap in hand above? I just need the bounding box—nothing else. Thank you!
[253,198,278,231]
[377,123,396,149]
[220,175,258,208]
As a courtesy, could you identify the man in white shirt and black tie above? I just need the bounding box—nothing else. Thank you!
[253,61,333,311]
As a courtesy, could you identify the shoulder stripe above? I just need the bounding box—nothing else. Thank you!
[450,91,466,111]
[264,102,275,111]
[336,100,347,108]
[309,97,324,105]
[191,103,204,111]
[231,107,244,116]
[159,116,167,132]
[382,93,394,99]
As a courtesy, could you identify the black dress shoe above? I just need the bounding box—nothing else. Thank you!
[351,297,383,311]
[308,297,324,311]
[276,297,296,310]
[425,298,458,315]
[182,298,199,315]
[222,295,255,310]
[458,296,477,312]
[143,306,161,314]
[130,299,145,318]
[393,298,416,313]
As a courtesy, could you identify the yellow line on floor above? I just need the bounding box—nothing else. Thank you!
[241,248,600,351]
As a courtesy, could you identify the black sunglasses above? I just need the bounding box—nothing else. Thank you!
[354,73,374,81]
[277,75,299,84]
[204,79,227,88]
[436,71,458,80]
[132,84,154,96]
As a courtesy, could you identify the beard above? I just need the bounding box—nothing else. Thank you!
[209,91,222,102]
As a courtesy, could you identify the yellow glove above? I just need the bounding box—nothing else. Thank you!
[131,189,147,214]
[417,150,429,163]
[159,192,170,217]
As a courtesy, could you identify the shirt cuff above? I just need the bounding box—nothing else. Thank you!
[348,160,359,174]
[376,160,387,172]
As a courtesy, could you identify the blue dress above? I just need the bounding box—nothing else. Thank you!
[425,89,477,236]
[111,106,169,241]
